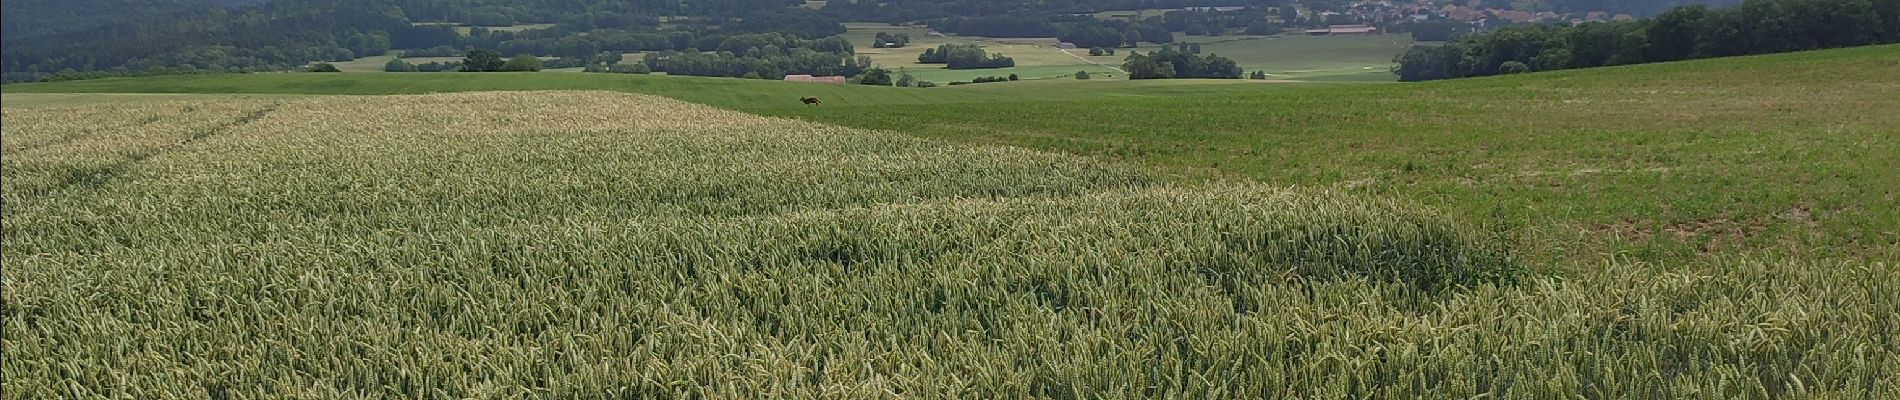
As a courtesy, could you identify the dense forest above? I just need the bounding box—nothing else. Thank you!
[0,0,818,82]
[818,0,1287,24]
[1394,0,1900,81]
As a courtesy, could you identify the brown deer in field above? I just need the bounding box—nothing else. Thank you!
[800,96,821,106]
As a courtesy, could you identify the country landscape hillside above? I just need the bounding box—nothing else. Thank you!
[14,0,1854,84]
[3,43,1897,397]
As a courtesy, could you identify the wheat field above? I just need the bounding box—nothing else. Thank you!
[2,92,1894,398]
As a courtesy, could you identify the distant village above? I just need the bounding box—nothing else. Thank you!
[1127,1,1643,38]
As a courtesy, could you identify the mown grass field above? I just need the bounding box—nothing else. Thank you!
[3,45,1898,397]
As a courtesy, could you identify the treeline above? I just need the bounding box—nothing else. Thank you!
[379,34,871,80]
[934,12,1272,47]
[1057,19,1180,48]
[23,67,240,83]
[819,0,1291,24]
[642,50,874,79]
[384,59,466,72]
[1534,0,1745,17]
[1395,0,1900,81]
[817,0,1717,26]
[1123,47,1243,79]
[916,44,1016,69]
[1156,7,1282,36]
[930,16,1061,37]
[471,29,853,59]
[1,0,844,83]
[382,51,616,72]
[395,0,800,25]
[3,0,427,83]
[930,6,1283,48]
[637,33,874,79]
[929,17,1178,48]
[873,32,913,48]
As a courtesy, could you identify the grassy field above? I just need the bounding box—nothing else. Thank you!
[757,46,1900,264]
[1106,34,1414,81]
[893,64,1125,82]
[843,23,1102,82]
[330,54,401,72]
[841,23,1404,82]
[0,71,1297,107]
[4,45,1898,397]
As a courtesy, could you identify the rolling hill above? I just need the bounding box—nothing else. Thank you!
[3,44,1896,398]
[10,45,1896,263]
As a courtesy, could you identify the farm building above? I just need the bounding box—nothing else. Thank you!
[1304,24,1380,35]
[1057,42,1078,49]
[783,75,846,84]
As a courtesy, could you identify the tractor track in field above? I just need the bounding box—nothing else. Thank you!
[21,102,284,199]
[1057,48,1128,75]
[9,115,167,155]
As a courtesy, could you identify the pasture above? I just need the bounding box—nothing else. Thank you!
[3,45,1898,397]
[749,46,1900,264]
[330,54,403,72]
[843,23,1097,82]
[841,23,1406,82]
[1109,34,1414,81]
